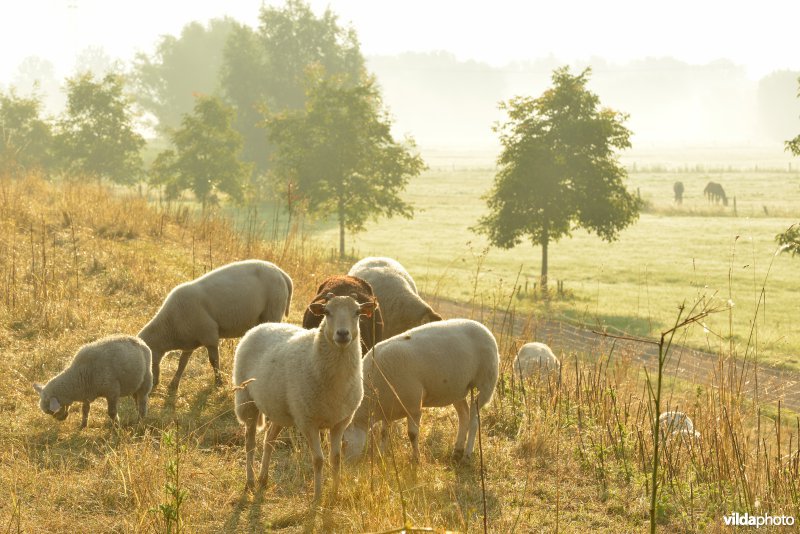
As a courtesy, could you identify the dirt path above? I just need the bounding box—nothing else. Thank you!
[430,296,800,412]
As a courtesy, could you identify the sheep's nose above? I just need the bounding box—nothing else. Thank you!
[335,329,351,344]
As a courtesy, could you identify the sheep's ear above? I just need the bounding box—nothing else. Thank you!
[308,302,326,316]
[359,301,376,318]
[49,397,61,413]
[33,383,44,395]
[325,292,335,301]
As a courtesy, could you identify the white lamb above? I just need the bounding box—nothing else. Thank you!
[33,335,152,428]
[233,294,376,500]
[659,411,700,444]
[139,260,293,392]
[514,342,560,379]
[343,319,499,464]
[348,256,441,339]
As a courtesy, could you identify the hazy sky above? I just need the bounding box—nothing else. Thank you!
[1,0,798,83]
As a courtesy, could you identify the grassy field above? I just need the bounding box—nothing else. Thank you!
[308,164,800,369]
[3,175,800,532]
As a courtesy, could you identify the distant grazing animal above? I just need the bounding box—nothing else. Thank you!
[302,275,384,352]
[233,294,376,500]
[703,181,728,206]
[348,257,442,339]
[138,260,293,392]
[514,342,560,379]
[673,181,684,205]
[343,319,499,464]
[659,410,701,447]
[33,335,152,428]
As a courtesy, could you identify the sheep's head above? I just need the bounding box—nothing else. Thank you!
[308,293,376,349]
[342,424,368,461]
[33,383,70,421]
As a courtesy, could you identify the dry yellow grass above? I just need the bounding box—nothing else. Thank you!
[2,174,798,532]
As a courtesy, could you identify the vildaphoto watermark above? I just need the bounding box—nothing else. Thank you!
[723,512,795,528]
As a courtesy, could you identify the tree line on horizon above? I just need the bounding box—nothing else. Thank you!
[1,0,798,274]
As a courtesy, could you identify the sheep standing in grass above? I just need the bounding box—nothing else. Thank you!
[139,260,292,392]
[348,256,441,339]
[659,411,701,447]
[33,335,152,428]
[302,275,384,352]
[233,294,376,500]
[343,319,499,463]
[514,342,560,379]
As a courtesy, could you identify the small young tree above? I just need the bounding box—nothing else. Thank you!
[777,76,799,253]
[0,90,53,177]
[474,66,639,290]
[151,95,250,211]
[57,73,144,184]
[268,77,425,257]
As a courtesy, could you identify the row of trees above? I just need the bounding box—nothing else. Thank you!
[1,1,425,257]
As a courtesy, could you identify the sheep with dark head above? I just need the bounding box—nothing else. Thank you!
[302,275,383,352]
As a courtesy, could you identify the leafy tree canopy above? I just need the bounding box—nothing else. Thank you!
[0,90,53,177]
[221,0,365,176]
[134,18,236,135]
[474,66,639,288]
[267,76,424,257]
[57,73,144,184]
[151,95,250,210]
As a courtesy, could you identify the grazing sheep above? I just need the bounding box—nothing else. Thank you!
[343,319,499,464]
[703,181,728,206]
[673,181,684,205]
[233,294,376,500]
[302,275,384,352]
[33,335,152,428]
[514,342,560,379]
[348,256,442,339]
[139,260,293,392]
[658,411,701,447]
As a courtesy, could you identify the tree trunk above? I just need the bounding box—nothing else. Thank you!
[540,223,549,292]
[338,197,346,259]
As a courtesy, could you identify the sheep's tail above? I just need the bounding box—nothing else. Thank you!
[283,272,293,318]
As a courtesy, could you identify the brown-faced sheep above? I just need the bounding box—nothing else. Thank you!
[302,275,383,352]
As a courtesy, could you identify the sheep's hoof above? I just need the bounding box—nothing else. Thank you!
[246,479,256,493]
[451,448,464,462]
[214,377,223,387]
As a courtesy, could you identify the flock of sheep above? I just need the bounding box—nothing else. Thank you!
[31,256,697,500]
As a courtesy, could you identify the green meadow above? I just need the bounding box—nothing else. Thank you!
[307,162,800,369]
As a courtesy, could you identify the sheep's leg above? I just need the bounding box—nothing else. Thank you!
[407,412,422,463]
[152,352,163,388]
[452,398,470,461]
[206,344,222,387]
[378,421,390,453]
[106,394,120,426]
[329,419,350,497]
[244,419,257,490]
[135,389,149,420]
[300,424,325,502]
[464,390,489,462]
[167,350,193,391]
[80,401,91,429]
[257,423,283,488]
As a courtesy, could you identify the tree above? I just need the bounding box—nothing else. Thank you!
[57,73,144,185]
[151,95,250,211]
[134,18,236,135]
[267,77,425,257]
[776,77,799,254]
[0,90,53,177]
[221,0,365,177]
[474,67,639,290]
[786,76,800,156]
